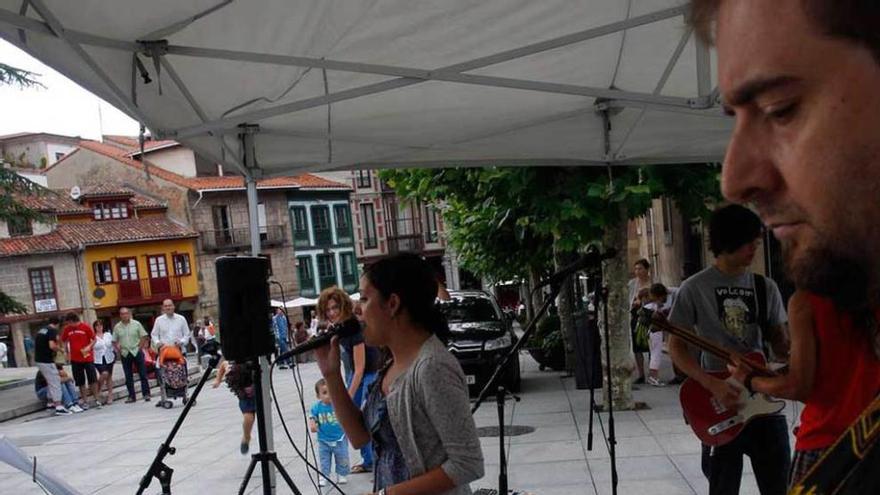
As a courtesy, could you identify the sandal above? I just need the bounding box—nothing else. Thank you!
[350,464,372,474]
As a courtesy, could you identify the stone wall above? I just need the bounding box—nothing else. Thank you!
[192,190,300,323]
[0,252,87,366]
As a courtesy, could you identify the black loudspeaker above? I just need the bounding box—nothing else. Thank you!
[216,256,275,361]
[574,310,603,390]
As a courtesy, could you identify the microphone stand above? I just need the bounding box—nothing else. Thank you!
[137,349,221,495]
[469,270,567,495]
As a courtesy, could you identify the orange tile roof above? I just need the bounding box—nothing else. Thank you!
[0,231,73,257]
[13,190,91,215]
[75,140,194,188]
[49,140,351,192]
[56,217,197,246]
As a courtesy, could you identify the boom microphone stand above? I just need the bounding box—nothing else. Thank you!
[593,270,618,495]
[472,248,614,494]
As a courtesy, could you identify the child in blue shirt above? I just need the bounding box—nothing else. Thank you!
[310,378,350,486]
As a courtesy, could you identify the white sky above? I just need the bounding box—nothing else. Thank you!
[0,39,140,140]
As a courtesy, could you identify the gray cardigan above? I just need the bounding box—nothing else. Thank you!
[385,335,485,494]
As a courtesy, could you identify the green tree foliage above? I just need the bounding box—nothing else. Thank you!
[382,164,721,281]
[0,62,46,315]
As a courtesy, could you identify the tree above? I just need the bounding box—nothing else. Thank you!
[0,63,43,89]
[382,164,722,408]
[0,62,45,315]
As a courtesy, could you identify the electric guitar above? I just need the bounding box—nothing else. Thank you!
[637,308,786,447]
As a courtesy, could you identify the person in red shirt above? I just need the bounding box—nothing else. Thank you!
[60,312,101,409]
[730,291,880,487]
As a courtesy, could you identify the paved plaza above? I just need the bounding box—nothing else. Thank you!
[0,354,799,495]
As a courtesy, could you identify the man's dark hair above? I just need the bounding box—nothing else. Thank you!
[634,258,651,270]
[47,316,60,326]
[64,312,79,323]
[709,204,763,256]
[689,0,880,64]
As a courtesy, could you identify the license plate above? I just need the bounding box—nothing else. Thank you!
[466,375,476,384]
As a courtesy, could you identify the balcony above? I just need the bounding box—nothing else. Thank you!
[388,233,424,255]
[117,275,184,307]
[200,225,286,252]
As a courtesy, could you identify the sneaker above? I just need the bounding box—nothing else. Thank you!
[125,397,136,404]
[646,376,666,387]
[318,479,327,487]
[69,404,84,413]
[278,364,289,370]
[78,402,89,411]
[144,396,151,402]
[54,406,73,416]
[240,442,249,455]
[337,475,348,485]
[95,402,103,409]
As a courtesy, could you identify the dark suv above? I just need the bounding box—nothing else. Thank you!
[437,290,522,394]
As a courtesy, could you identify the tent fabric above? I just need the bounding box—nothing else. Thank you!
[0,1,729,177]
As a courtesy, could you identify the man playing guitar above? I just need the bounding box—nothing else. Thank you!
[668,204,791,495]
[687,0,880,491]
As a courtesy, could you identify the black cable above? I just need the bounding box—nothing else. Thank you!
[269,280,324,494]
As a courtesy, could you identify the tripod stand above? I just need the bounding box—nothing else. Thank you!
[238,357,301,495]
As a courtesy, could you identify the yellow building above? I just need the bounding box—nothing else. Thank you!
[56,185,200,325]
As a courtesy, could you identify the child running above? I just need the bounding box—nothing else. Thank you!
[309,378,349,487]
[213,359,256,455]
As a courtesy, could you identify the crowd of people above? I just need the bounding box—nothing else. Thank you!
[32,299,209,415]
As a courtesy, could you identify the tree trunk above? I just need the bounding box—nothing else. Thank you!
[527,266,542,323]
[523,271,535,324]
[600,204,635,410]
[554,244,578,373]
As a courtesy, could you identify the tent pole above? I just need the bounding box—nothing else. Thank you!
[241,124,278,494]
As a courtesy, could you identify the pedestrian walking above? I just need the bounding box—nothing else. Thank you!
[113,307,152,403]
[309,378,349,486]
[0,340,7,368]
[273,307,291,369]
[61,312,101,409]
[151,299,190,406]
[213,359,256,455]
[34,316,72,416]
[92,320,116,405]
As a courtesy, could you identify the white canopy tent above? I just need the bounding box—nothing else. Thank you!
[0,3,731,491]
[0,0,729,179]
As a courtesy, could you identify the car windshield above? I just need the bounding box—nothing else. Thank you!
[438,297,499,323]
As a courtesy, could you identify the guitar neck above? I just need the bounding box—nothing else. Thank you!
[649,317,772,375]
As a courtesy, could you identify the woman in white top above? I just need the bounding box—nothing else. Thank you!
[92,320,116,405]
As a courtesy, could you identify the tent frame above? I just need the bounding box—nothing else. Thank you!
[0,2,720,176]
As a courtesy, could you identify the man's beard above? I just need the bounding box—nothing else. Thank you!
[783,242,870,311]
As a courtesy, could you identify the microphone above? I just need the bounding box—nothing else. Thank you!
[540,247,617,288]
[275,319,360,362]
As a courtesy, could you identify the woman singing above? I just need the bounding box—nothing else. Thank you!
[315,253,484,495]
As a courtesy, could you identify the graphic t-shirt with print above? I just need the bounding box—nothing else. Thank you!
[310,401,345,443]
[668,266,787,371]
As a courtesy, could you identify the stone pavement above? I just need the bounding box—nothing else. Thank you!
[0,353,800,494]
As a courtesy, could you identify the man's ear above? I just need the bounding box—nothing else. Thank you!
[387,293,401,318]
